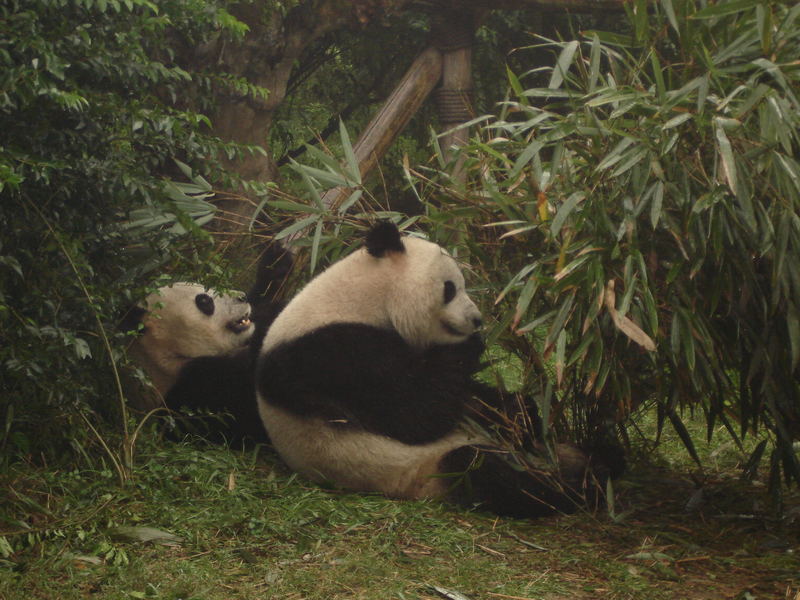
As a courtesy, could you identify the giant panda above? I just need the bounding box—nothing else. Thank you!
[123,244,292,443]
[256,221,618,518]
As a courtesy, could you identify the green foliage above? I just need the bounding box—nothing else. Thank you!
[0,0,254,462]
[441,0,800,487]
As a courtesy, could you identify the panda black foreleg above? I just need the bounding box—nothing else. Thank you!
[247,241,294,357]
[259,324,483,445]
[438,444,610,519]
[166,351,269,445]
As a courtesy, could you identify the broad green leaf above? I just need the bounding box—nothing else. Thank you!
[661,0,680,35]
[588,34,601,92]
[555,329,566,386]
[274,215,319,241]
[544,294,575,350]
[294,164,349,189]
[668,412,702,467]
[512,277,538,330]
[554,253,592,282]
[612,146,648,177]
[509,141,543,179]
[788,304,800,371]
[649,181,664,229]
[289,159,324,209]
[692,0,759,19]
[714,118,738,194]
[632,0,649,44]
[267,199,324,213]
[301,144,344,177]
[550,192,585,237]
[662,113,692,130]
[338,189,363,214]
[506,64,528,105]
[495,263,538,305]
[309,219,324,273]
[596,137,636,171]
[650,52,665,101]
[339,118,360,185]
[108,526,182,545]
[548,41,579,90]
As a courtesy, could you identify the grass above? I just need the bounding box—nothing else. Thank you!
[1,421,798,600]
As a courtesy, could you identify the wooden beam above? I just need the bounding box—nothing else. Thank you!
[457,0,625,11]
[318,45,443,210]
[433,11,477,184]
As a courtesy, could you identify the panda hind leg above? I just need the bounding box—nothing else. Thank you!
[438,444,608,519]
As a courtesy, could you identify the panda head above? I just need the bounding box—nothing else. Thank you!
[126,283,253,395]
[366,222,483,348]
[263,222,482,352]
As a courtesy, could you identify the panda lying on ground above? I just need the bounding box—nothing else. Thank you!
[123,244,291,444]
[256,222,622,518]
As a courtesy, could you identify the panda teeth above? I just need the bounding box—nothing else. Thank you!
[228,316,253,333]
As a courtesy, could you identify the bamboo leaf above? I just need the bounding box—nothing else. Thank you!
[309,218,324,273]
[506,65,528,105]
[668,412,702,468]
[274,214,319,241]
[511,277,538,331]
[548,41,579,90]
[714,118,738,194]
[509,141,543,179]
[555,329,566,386]
[550,192,585,237]
[788,303,800,372]
[544,294,575,350]
[108,526,182,545]
[692,0,759,19]
[605,281,656,351]
[661,0,680,35]
[611,146,648,177]
[596,137,636,171]
[339,118,360,185]
[588,34,601,92]
[495,263,538,305]
[662,113,692,130]
[649,181,664,229]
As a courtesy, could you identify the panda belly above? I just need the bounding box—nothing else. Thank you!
[258,402,487,499]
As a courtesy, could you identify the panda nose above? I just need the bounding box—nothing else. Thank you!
[472,316,483,329]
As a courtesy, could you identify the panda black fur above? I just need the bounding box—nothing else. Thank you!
[124,244,291,444]
[256,222,618,518]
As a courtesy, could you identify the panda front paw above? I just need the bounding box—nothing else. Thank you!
[450,333,486,375]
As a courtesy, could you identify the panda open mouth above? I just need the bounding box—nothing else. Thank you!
[227,314,253,334]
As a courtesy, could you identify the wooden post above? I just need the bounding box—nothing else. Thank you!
[318,46,443,211]
[433,11,476,185]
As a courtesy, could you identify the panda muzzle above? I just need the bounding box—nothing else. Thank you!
[227,312,253,334]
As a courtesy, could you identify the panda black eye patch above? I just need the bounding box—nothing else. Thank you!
[195,293,215,316]
[443,280,456,304]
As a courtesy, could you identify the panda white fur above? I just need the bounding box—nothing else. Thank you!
[256,222,617,518]
[124,244,292,443]
[128,283,254,398]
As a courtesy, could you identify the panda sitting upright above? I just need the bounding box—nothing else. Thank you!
[256,221,618,518]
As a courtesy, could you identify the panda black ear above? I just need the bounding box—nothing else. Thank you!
[365,221,405,257]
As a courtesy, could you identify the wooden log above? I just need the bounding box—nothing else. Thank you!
[318,45,443,210]
[434,12,476,184]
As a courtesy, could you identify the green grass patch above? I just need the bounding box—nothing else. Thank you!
[1,432,797,600]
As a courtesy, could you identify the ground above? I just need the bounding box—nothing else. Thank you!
[1,424,798,600]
